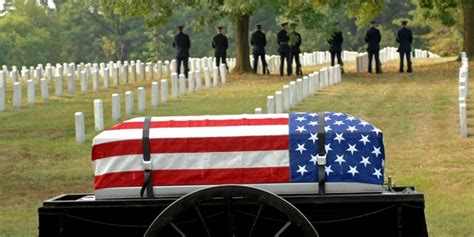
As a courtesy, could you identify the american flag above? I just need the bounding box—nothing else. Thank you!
[91,113,384,198]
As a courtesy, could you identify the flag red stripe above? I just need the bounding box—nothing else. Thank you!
[92,135,289,160]
[109,118,289,130]
[94,167,290,190]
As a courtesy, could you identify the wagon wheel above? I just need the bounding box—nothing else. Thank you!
[144,185,318,237]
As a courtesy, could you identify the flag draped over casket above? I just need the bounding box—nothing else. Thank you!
[92,112,385,199]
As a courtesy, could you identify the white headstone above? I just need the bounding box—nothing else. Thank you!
[113,66,120,86]
[67,73,74,94]
[40,78,48,100]
[112,93,121,121]
[161,79,168,103]
[255,107,262,114]
[289,81,297,108]
[75,112,85,144]
[195,70,202,91]
[179,74,186,96]
[267,96,275,114]
[188,70,195,93]
[275,91,283,113]
[283,85,290,112]
[131,63,137,82]
[0,86,4,111]
[151,82,159,107]
[171,73,179,98]
[13,82,21,108]
[204,67,211,89]
[80,71,87,92]
[219,64,227,84]
[123,64,129,84]
[302,76,309,98]
[55,75,63,96]
[459,103,467,138]
[296,79,303,102]
[104,68,110,88]
[138,87,146,112]
[94,99,104,132]
[27,80,35,105]
[213,66,219,87]
[125,91,134,115]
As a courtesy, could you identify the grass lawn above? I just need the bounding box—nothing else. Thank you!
[0,57,473,236]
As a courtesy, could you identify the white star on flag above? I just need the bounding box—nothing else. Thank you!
[346,144,358,155]
[346,116,356,121]
[335,154,346,165]
[334,120,345,126]
[359,120,370,127]
[360,156,371,167]
[324,125,332,132]
[295,116,306,122]
[295,126,306,133]
[308,121,318,126]
[372,168,382,179]
[325,165,334,176]
[333,112,343,116]
[295,143,307,154]
[324,116,331,121]
[334,133,345,144]
[325,143,333,153]
[346,125,358,133]
[347,165,359,177]
[359,134,370,145]
[309,155,318,165]
[308,133,318,144]
[372,127,382,136]
[297,165,308,176]
[308,113,318,117]
[372,146,382,157]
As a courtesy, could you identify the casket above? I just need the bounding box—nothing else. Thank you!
[92,112,385,199]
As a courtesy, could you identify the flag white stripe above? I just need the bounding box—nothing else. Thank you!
[124,114,289,123]
[93,150,289,176]
[93,125,289,145]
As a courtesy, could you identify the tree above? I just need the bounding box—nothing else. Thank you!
[417,0,474,59]
[100,0,384,73]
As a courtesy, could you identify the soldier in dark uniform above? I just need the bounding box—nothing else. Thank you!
[397,20,413,73]
[250,24,268,74]
[277,22,291,76]
[289,23,302,76]
[212,26,229,69]
[365,21,382,74]
[173,25,191,78]
[328,23,344,73]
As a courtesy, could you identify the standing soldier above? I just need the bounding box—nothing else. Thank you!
[212,26,229,69]
[250,24,269,74]
[289,23,302,76]
[277,22,292,76]
[397,20,413,73]
[365,21,382,74]
[328,23,344,73]
[173,25,191,78]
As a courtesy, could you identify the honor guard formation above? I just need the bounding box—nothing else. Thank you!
[173,20,414,77]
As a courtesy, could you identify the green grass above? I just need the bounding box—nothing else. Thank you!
[0,58,473,236]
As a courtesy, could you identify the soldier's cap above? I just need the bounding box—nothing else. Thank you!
[216,26,224,30]
[177,25,185,29]
[256,24,262,28]
[401,20,408,25]
[281,22,289,27]
[370,20,376,24]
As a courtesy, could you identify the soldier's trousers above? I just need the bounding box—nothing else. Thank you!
[177,56,189,78]
[368,50,381,74]
[399,52,412,72]
[280,53,292,76]
[253,53,267,74]
[290,53,301,71]
[216,56,227,68]
[330,51,344,66]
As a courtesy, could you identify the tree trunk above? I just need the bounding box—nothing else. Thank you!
[463,1,474,59]
[233,14,252,73]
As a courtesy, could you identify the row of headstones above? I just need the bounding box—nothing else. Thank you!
[74,65,229,144]
[252,51,359,74]
[355,47,440,73]
[254,64,342,114]
[0,58,232,111]
[459,52,469,138]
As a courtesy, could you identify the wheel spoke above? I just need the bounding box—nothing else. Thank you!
[248,204,264,237]
[274,221,292,237]
[170,222,186,237]
[195,205,212,237]
[225,196,235,237]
